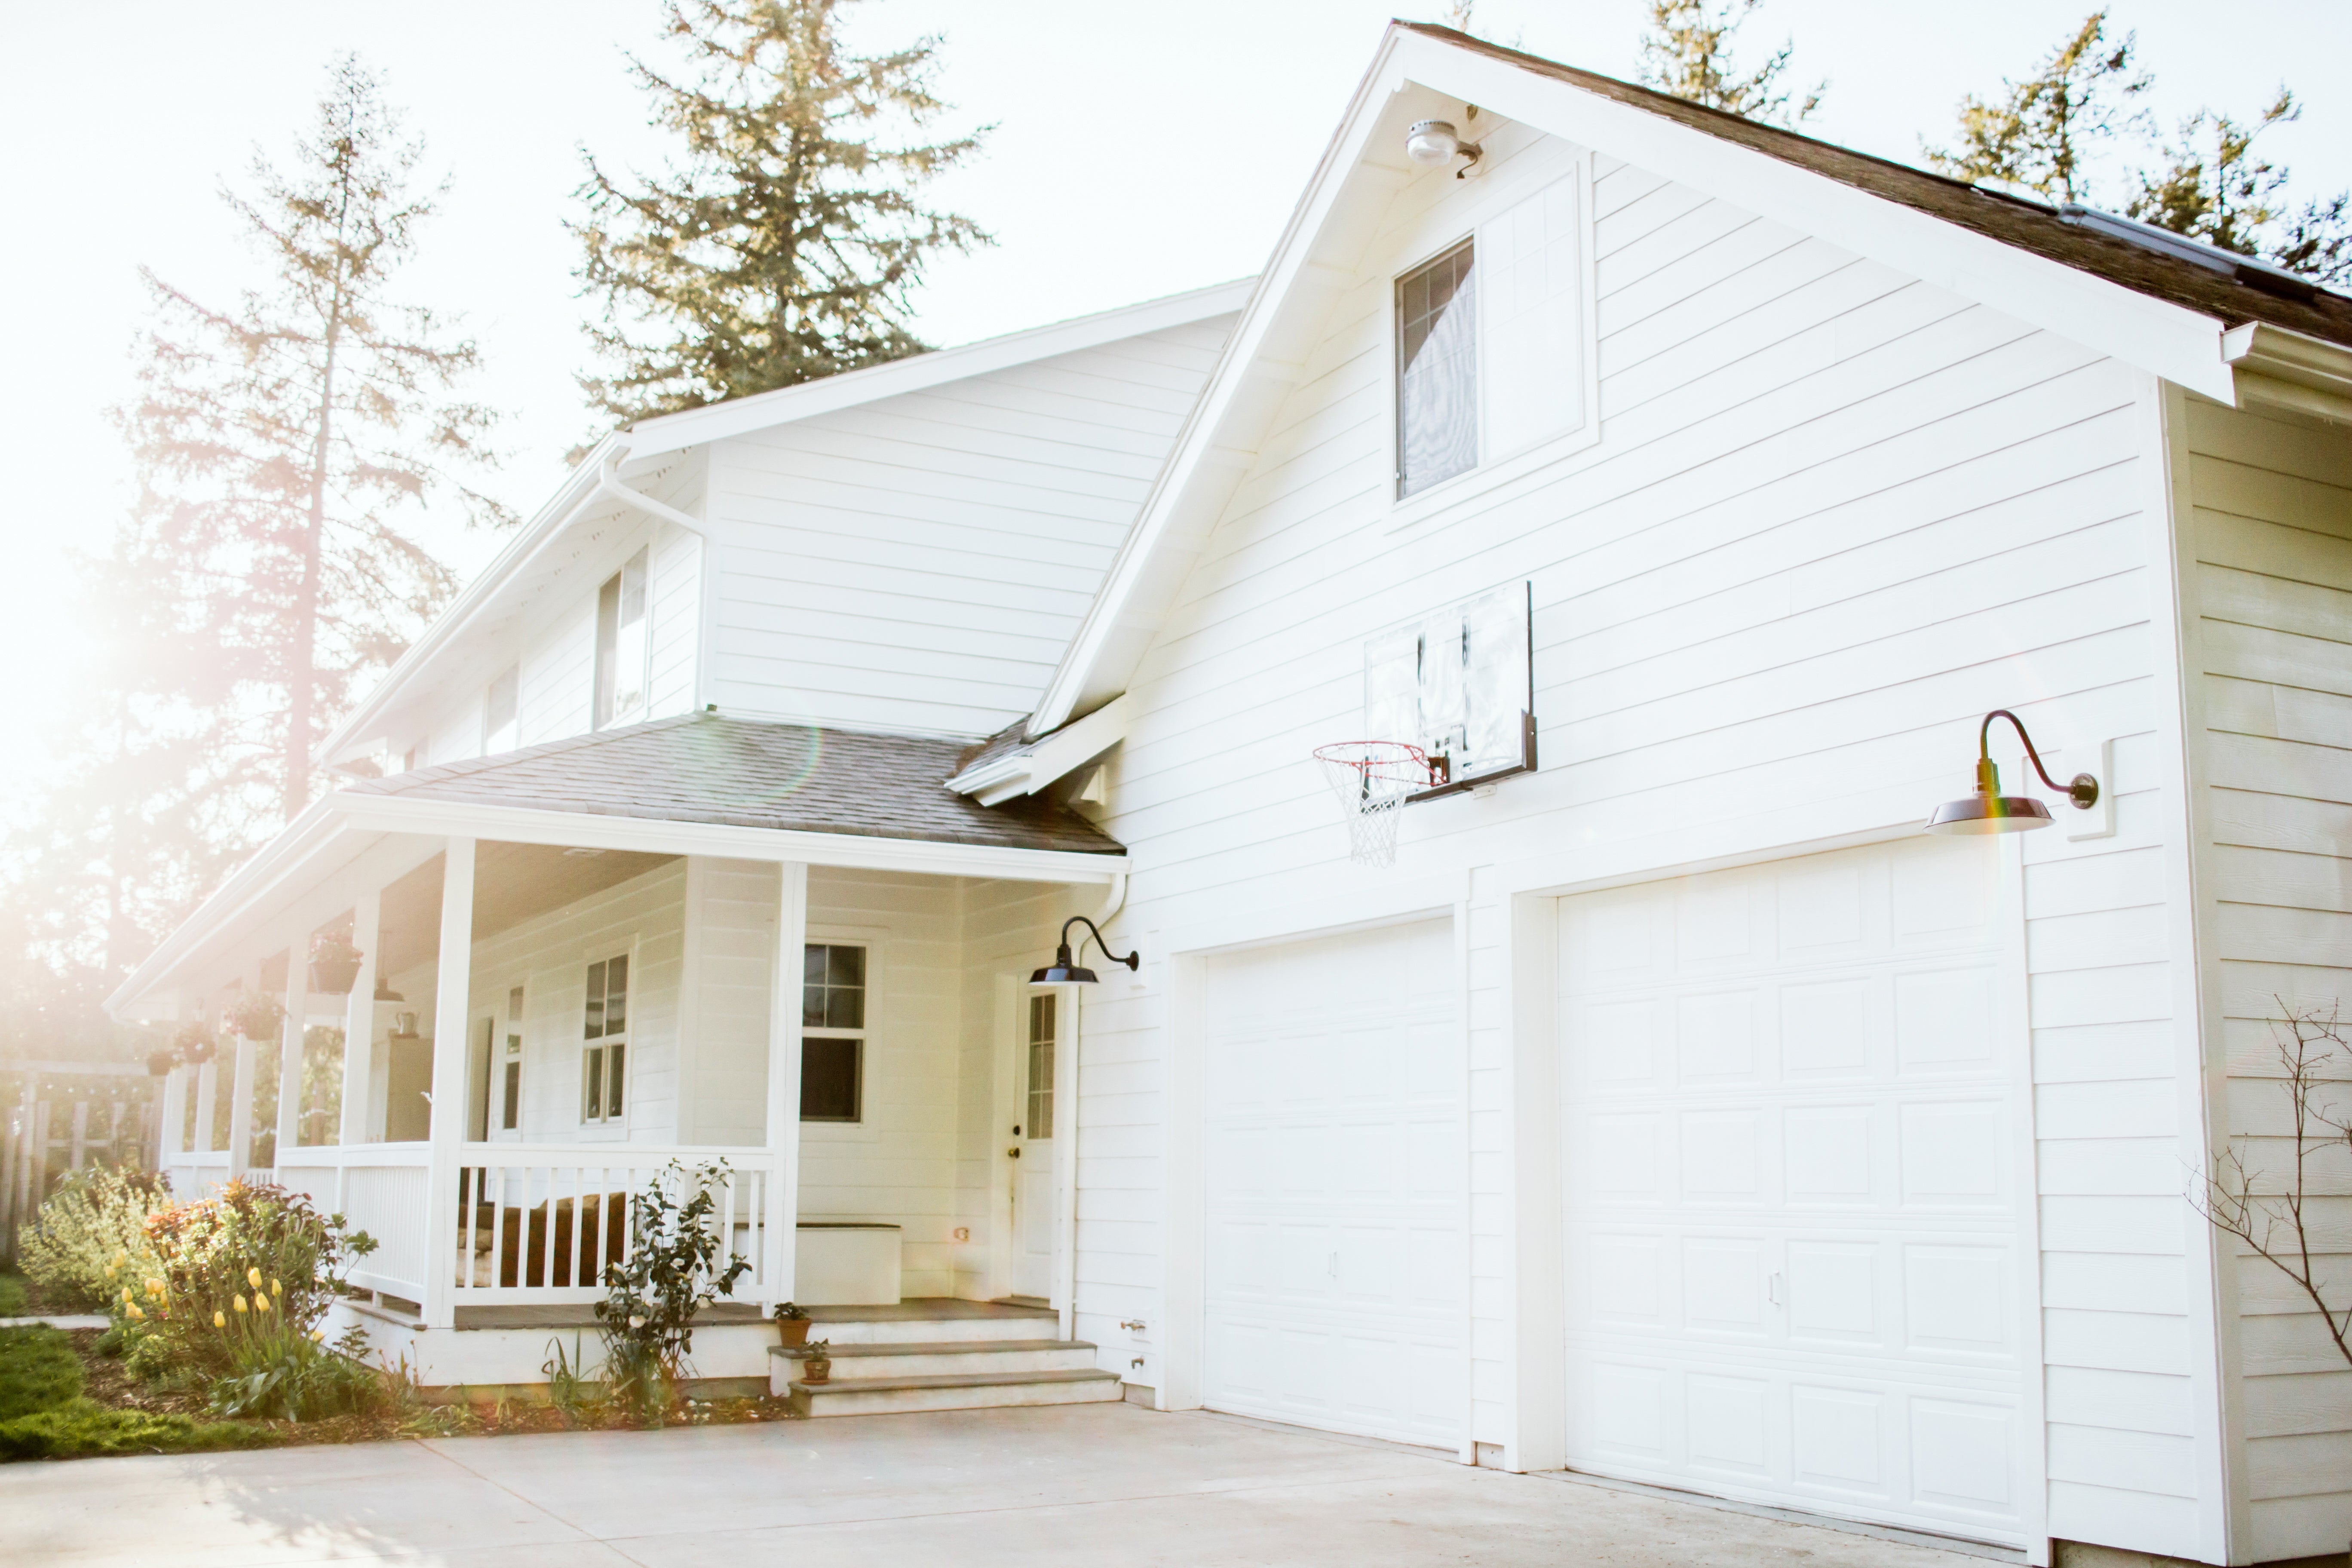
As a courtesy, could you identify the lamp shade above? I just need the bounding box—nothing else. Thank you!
[1030,942,1098,985]
[1924,791,2054,834]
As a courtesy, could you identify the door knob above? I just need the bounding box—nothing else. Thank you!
[1007,1147,1021,1158]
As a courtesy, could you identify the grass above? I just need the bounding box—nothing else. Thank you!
[0,1273,31,1318]
[0,1323,271,1461]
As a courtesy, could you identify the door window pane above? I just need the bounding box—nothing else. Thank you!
[1397,241,1478,497]
[1027,993,1055,1142]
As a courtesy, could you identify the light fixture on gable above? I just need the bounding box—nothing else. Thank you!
[1030,916,1138,986]
[1925,709,2099,834]
[1405,118,1481,174]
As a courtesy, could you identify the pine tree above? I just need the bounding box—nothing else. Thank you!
[1923,11,2150,206]
[573,0,991,428]
[1637,0,1824,127]
[2128,92,2352,285]
[124,56,507,819]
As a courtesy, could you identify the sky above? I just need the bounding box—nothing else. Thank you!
[1,0,2347,786]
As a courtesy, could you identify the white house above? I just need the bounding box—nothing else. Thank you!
[108,24,2352,1567]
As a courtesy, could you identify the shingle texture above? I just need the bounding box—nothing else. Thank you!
[347,713,1125,857]
[1404,24,2352,350]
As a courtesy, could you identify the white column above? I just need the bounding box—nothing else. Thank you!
[156,1065,187,1166]
[226,1030,257,1181]
[273,977,306,1166]
[421,838,476,1329]
[1056,981,1081,1342]
[760,861,809,1307]
[193,1061,218,1157]
[338,893,381,1149]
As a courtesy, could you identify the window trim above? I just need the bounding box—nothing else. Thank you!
[799,925,886,1141]
[1381,153,1602,535]
[498,982,526,1138]
[592,545,653,731]
[579,943,636,1133]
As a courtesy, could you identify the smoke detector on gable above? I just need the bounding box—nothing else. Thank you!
[1405,118,1481,175]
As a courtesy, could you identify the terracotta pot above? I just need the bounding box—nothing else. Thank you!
[308,954,362,996]
[776,1319,810,1348]
[801,1358,831,1384]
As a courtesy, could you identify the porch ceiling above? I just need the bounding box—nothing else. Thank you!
[374,844,680,978]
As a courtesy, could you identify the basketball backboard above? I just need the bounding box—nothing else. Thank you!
[1364,581,1535,799]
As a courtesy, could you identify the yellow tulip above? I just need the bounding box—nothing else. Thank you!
[271,1279,282,1295]
[310,1328,327,1343]
[145,1278,165,1297]
[113,1251,128,1267]
[121,1287,133,1304]
[233,1295,248,1314]
[126,1304,145,1322]
[247,1267,264,1290]
[214,1311,226,1328]
[255,1293,270,1313]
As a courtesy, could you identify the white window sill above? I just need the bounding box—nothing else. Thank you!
[1384,418,1603,534]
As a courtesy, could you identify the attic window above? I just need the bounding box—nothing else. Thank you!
[594,548,650,730]
[1396,240,1478,497]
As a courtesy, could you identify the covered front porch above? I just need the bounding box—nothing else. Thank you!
[115,716,1125,1389]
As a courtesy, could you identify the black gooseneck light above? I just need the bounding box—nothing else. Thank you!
[1031,915,1139,985]
[1926,709,2100,835]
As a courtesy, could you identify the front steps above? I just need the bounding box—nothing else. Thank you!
[776,1299,1122,1417]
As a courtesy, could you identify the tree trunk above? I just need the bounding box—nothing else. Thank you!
[284,205,352,820]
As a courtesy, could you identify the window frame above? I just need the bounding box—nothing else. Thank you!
[499,982,526,1137]
[592,545,652,731]
[1392,236,1481,502]
[1381,154,1603,535]
[579,946,635,1132]
[798,926,885,1137]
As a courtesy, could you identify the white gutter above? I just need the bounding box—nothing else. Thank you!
[2223,322,2352,425]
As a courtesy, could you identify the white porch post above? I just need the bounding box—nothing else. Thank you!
[273,971,306,1166]
[225,1029,257,1181]
[192,1060,217,1159]
[157,1065,187,1170]
[421,838,476,1329]
[338,891,381,1150]
[761,861,809,1307]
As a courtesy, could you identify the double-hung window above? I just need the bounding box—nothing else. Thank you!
[593,547,650,729]
[800,943,865,1123]
[581,955,629,1125]
[1395,240,1479,497]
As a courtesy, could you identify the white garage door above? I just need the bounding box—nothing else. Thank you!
[1558,836,2028,1547]
[1203,918,1466,1448]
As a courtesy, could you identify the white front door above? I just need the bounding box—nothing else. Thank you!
[1558,835,2028,1547]
[1201,918,1465,1448]
[1012,989,1058,1301]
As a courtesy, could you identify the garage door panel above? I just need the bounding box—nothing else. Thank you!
[1561,837,2025,1545]
[1204,918,1466,1448]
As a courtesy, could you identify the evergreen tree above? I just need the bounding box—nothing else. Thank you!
[1637,0,1824,127]
[1923,11,2150,205]
[126,55,507,819]
[573,0,991,427]
[2128,92,2352,286]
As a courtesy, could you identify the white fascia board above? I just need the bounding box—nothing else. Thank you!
[1404,34,2235,399]
[620,279,1259,461]
[2224,322,2352,423]
[1032,25,2245,732]
[315,433,627,766]
[1030,44,1412,735]
[330,793,1128,884]
[949,694,1133,804]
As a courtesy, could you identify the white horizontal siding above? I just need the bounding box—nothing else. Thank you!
[2183,396,2352,1563]
[706,318,1237,737]
[1080,129,2195,1532]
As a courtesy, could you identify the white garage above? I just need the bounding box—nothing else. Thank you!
[1557,836,2031,1547]
[1201,917,1467,1448]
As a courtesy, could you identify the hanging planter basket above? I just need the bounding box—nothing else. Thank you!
[146,1049,178,1077]
[308,936,364,996]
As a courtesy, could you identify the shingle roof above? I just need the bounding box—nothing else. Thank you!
[1403,23,2352,351]
[345,713,1125,857]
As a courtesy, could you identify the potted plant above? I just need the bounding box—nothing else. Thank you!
[146,1048,178,1077]
[800,1340,832,1384]
[173,1022,217,1066]
[226,992,285,1042]
[308,933,364,996]
[772,1301,811,1348]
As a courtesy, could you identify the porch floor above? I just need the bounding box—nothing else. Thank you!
[425,1297,1053,1332]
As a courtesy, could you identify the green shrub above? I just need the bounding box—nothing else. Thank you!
[0,1401,274,1460]
[136,1180,379,1419]
[595,1161,748,1424]
[15,1167,170,1312]
[0,1326,84,1420]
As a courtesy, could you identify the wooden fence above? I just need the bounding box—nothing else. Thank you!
[1,1062,159,1265]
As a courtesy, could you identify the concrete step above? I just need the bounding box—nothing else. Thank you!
[773,1338,1099,1382]
[803,1313,1059,1346]
[786,1367,1123,1418]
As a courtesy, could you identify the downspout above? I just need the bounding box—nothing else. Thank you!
[1060,873,1128,1344]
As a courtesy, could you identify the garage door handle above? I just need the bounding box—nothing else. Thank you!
[1767,1271,1784,1307]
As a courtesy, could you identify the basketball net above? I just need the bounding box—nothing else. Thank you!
[1314,742,1435,868]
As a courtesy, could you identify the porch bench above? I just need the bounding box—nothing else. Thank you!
[458,1193,628,1289]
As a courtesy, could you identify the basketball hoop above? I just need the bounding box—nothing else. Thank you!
[1315,742,1438,867]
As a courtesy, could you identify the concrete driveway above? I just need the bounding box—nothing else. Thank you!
[3,1402,2006,1567]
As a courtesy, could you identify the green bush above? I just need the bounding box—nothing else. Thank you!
[15,1167,170,1312]
[136,1180,379,1419]
[595,1161,749,1424]
[0,1402,274,1460]
[0,1326,84,1420]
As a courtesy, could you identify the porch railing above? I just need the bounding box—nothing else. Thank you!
[265,1144,775,1310]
